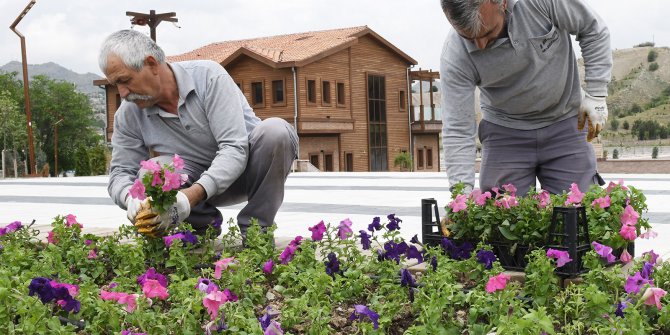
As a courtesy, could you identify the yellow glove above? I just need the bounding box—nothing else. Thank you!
[578,92,608,142]
[132,192,191,237]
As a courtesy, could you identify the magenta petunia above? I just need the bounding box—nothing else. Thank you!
[151,171,163,187]
[262,259,274,274]
[619,224,637,241]
[338,218,353,240]
[65,214,78,227]
[163,233,186,247]
[162,169,183,192]
[142,279,169,300]
[308,220,326,241]
[591,241,616,263]
[203,289,227,320]
[620,205,640,226]
[591,195,611,209]
[172,154,185,170]
[214,257,237,280]
[486,273,510,293]
[537,190,551,208]
[129,179,146,200]
[546,248,573,267]
[140,160,162,173]
[448,194,468,213]
[87,249,98,259]
[565,183,584,205]
[624,272,652,294]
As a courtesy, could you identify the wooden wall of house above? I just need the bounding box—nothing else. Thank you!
[299,135,340,171]
[226,56,295,124]
[346,35,411,172]
[298,48,353,121]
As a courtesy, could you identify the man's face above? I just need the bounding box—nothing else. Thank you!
[456,0,507,50]
[104,54,159,108]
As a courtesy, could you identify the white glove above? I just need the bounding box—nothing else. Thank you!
[134,191,191,237]
[578,91,608,141]
[126,196,149,223]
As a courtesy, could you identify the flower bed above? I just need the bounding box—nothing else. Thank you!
[1,205,670,334]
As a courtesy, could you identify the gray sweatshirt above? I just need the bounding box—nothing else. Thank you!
[439,0,612,189]
[108,60,260,208]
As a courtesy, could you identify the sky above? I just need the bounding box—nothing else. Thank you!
[0,0,669,77]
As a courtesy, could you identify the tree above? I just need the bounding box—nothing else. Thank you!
[74,145,91,176]
[623,120,630,130]
[0,91,27,151]
[89,142,109,175]
[393,152,413,172]
[648,49,658,62]
[652,146,659,159]
[610,117,619,131]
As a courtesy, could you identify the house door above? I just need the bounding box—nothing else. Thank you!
[367,75,388,171]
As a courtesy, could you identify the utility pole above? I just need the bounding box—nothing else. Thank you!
[126,10,178,42]
[9,0,37,176]
[53,116,63,177]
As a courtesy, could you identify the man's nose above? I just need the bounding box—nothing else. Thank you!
[117,85,130,99]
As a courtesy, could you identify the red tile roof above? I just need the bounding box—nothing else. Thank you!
[168,26,416,68]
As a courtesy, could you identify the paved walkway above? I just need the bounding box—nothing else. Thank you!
[1,172,669,257]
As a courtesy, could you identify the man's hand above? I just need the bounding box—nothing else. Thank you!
[133,192,191,237]
[578,92,608,142]
[126,196,148,223]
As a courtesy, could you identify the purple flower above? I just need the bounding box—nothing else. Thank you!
[263,259,274,274]
[546,249,573,268]
[476,250,496,269]
[410,234,421,245]
[222,288,238,302]
[137,268,168,287]
[348,304,379,329]
[441,238,473,260]
[368,217,382,232]
[386,214,402,231]
[195,278,219,293]
[644,250,659,265]
[279,244,298,264]
[430,256,438,271]
[406,245,424,264]
[592,242,616,263]
[259,312,272,331]
[642,262,654,280]
[84,239,92,246]
[264,320,284,335]
[615,301,627,318]
[359,230,372,250]
[625,272,653,294]
[212,218,223,230]
[182,231,198,245]
[400,268,415,287]
[308,221,326,241]
[28,277,55,303]
[163,233,186,247]
[324,252,342,278]
[58,296,81,313]
[383,241,409,264]
[338,218,354,240]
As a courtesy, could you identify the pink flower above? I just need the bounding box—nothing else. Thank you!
[537,190,551,208]
[163,233,186,247]
[279,244,298,264]
[65,214,78,227]
[494,195,519,208]
[172,154,185,170]
[203,289,227,320]
[308,221,326,241]
[47,230,58,244]
[129,179,146,200]
[162,170,182,192]
[502,183,517,195]
[546,249,573,267]
[51,281,79,297]
[475,191,492,206]
[151,171,163,187]
[100,290,138,312]
[592,241,616,263]
[142,279,169,300]
[448,194,468,213]
[591,196,611,209]
[606,179,629,193]
[640,229,658,239]
[140,160,161,173]
[620,205,639,226]
[338,218,353,240]
[88,249,98,259]
[619,224,637,241]
[565,183,584,205]
[642,287,667,310]
[263,259,274,274]
[485,273,511,293]
[214,257,237,279]
[620,249,633,264]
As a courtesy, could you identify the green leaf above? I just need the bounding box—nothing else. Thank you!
[498,226,519,241]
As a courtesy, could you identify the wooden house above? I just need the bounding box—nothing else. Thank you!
[97,26,442,172]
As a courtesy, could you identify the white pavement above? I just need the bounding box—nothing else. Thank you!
[1,172,669,257]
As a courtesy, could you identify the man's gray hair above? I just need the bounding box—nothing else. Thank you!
[98,29,165,73]
[440,0,505,36]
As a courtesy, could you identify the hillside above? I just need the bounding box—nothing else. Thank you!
[0,61,103,95]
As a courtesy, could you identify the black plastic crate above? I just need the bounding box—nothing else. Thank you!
[489,241,531,272]
[421,198,443,247]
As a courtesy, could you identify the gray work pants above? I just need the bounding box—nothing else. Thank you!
[147,117,298,235]
[478,116,599,196]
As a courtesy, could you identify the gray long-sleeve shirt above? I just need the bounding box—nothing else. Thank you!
[108,60,260,208]
[439,0,612,189]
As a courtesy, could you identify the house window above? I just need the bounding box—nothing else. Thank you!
[336,82,346,107]
[426,148,433,168]
[417,149,424,170]
[345,153,354,172]
[307,79,317,104]
[367,74,388,171]
[309,154,320,169]
[399,90,406,111]
[324,154,334,172]
[251,81,264,107]
[272,79,285,105]
[322,80,331,105]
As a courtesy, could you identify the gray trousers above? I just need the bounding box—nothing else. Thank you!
[478,116,599,197]
[147,117,298,235]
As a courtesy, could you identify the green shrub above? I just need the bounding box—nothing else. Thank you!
[74,145,91,176]
[648,49,658,62]
[652,146,659,159]
[393,151,413,171]
[649,62,659,72]
[613,149,619,159]
[623,120,630,130]
[89,144,109,175]
[610,117,619,130]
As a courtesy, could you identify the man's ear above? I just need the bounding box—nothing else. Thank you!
[144,56,160,73]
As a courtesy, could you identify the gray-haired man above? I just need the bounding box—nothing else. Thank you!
[100,29,298,237]
[439,0,611,196]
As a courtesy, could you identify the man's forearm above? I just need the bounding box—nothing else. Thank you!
[181,183,207,208]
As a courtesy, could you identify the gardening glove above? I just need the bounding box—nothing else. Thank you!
[126,196,149,224]
[578,91,608,142]
[133,192,191,237]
